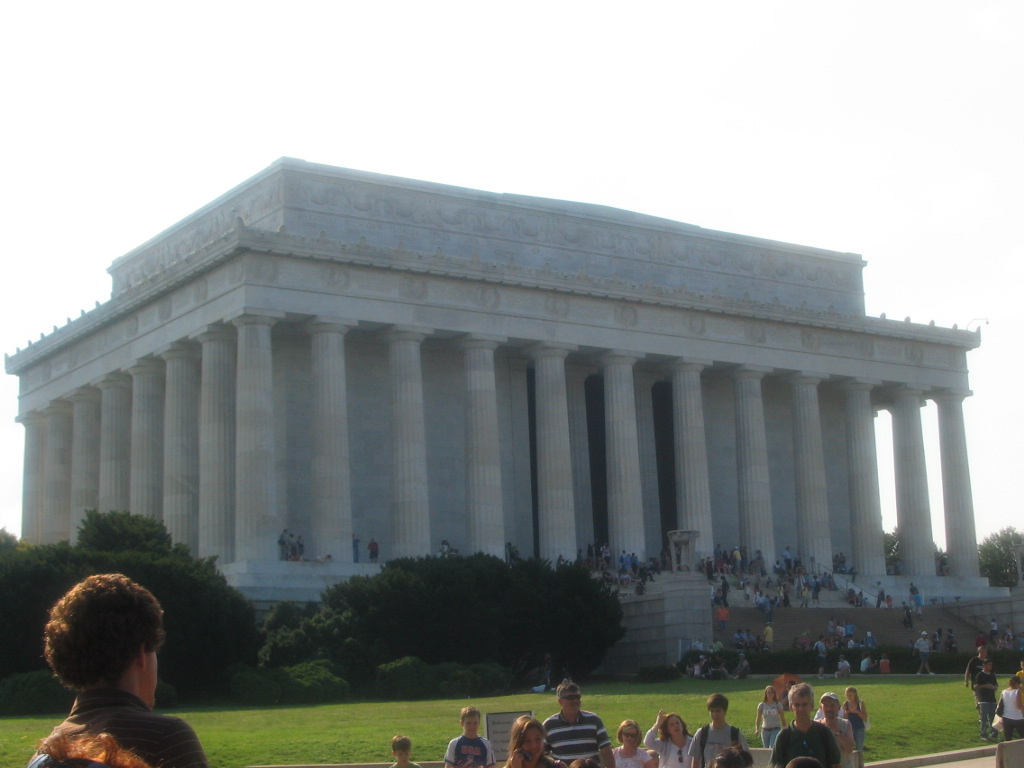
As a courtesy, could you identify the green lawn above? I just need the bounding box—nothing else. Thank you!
[0,677,996,768]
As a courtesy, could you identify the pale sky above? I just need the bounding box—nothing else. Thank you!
[1,1,1021,552]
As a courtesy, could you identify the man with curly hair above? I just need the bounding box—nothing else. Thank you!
[39,573,208,768]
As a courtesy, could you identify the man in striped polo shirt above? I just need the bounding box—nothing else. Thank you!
[543,682,615,768]
[39,573,209,768]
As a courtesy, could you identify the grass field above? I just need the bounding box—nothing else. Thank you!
[0,676,997,768]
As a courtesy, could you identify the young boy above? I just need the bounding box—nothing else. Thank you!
[444,706,496,768]
[392,735,421,768]
[685,693,748,768]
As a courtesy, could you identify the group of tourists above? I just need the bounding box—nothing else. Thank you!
[964,645,1024,741]
[25,570,1024,768]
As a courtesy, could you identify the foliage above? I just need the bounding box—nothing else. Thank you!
[978,526,1024,587]
[883,529,900,574]
[227,661,350,706]
[307,555,623,682]
[636,665,680,683]
[0,512,259,699]
[0,528,17,553]
[75,509,181,555]
[0,669,75,715]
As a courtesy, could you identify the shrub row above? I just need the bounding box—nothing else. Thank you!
[0,670,179,716]
[374,657,511,700]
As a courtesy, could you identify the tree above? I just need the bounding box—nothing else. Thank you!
[75,509,177,554]
[978,527,1024,587]
[884,529,900,574]
[0,528,17,553]
[0,512,258,698]
[271,554,625,683]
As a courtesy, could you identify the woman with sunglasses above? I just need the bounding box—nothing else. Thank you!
[644,710,689,768]
[614,720,656,768]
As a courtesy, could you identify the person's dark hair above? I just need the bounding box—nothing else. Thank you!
[44,574,164,690]
[708,747,753,768]
[32,732,154,768]
[392,736,412,753]
[784,758,823,768]
[706,692,729,711]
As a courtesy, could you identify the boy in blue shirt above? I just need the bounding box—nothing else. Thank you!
[445,706,496,768]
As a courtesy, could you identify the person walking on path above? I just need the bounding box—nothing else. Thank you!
[972,658,1000,741]
[914,632,935,675]
[999,676,1024,741]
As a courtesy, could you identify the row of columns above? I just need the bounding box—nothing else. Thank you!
[19,317,979,577]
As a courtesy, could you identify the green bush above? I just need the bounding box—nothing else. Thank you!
[374,656,436,699]
[0,669,74,715]
[229,666,283,706]
[278,660,350,704]
[637,665,681,683]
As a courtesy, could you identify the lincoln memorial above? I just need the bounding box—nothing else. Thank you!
[6,159,984,601]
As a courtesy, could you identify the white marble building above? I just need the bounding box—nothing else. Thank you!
[6,159,983,601]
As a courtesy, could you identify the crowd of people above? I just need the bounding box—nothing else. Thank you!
[24,570,1024,768]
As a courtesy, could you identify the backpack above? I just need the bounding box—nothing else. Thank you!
[696,724,741,768]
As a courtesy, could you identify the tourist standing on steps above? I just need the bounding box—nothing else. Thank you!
[368,537,379,563]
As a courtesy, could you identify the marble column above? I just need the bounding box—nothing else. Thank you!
[233,314,279,562]
[309,320,354,563]
[840,380,886,576]
[161,342,200,552]
[43,401,73,543]
[129,358,165,519]
[566,365,595,553]
[68,387,100,539]
[461,336,505,558]
[97,373,132,514]
[19,412,46,544]
[634,370,661,557]
[890,387,934,577]
[934,391,980,577]
[529,343,577,562]
[671,358,713,559]
[790,373,831,574]
[603,351,646,560]
[732,366,775,568]
[197,326,236,561]
[388,328,431,559]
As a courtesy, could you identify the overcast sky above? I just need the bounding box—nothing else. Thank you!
[1,1,1020,552]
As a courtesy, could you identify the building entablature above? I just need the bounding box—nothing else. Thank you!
[6,222,978,380]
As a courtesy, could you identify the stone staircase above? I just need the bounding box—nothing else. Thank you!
[708,583,983,650]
